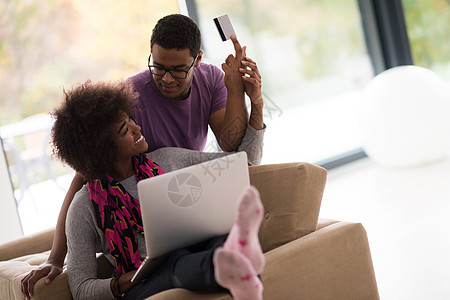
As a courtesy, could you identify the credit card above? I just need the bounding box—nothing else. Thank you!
[214,14,237,41]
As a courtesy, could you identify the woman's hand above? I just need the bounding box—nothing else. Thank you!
[21,262,64,299]
[110,270,141,298]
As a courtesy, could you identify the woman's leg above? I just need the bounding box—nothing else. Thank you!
[223,186,265,273]
[170,235,228,292]
[123,235,227,300]
[214,186,265,300]
[214,249,263,300]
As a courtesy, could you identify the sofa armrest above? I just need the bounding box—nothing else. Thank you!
[31,253,113,300]
[0,228,54,261]
[0,227,70,300]
[145,221,379,300]
[32,272,72,300]
[261,221,379,300]
[145,289,230,300]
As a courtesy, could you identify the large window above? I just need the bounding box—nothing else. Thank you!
[3,0,442,236]
[402,0,450,81]
[0,0,179,235]
[191,0,374,165]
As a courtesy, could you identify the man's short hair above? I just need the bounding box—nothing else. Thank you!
[150,14,201,58]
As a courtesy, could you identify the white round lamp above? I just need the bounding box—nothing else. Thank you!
[359,65,450,168]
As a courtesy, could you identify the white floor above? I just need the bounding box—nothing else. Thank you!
[321,157,450,300]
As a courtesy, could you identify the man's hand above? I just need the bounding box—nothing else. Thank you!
[214,35,249,151]
[240,56,263,107]
[240,56,264,130]
[21,262,64,299]
[221,35,245,93]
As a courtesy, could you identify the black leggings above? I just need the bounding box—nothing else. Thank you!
[123,235,228,300]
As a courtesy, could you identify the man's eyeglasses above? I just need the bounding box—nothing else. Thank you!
[147,54,197,79]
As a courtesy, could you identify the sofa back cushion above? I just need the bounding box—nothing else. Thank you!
[249,162,327,253]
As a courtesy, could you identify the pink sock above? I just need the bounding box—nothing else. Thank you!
[223,186,265,274]
[214,248,263,300]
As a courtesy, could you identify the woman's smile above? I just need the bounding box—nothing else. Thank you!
[134,135,145,145]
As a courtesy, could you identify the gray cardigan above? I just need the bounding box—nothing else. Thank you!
[66,125,265,300]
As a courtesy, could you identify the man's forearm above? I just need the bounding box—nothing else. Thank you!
[219,90,249,151]
[249,99,264,130]
[48,174,85,267]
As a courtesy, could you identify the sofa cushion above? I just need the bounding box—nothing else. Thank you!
[0,251,113,300]
[249,162,327,252]
[0,250,50,300]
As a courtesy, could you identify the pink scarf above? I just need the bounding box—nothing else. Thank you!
[88,154,165,275]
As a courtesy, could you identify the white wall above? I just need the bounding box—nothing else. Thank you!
[0,141,23,244]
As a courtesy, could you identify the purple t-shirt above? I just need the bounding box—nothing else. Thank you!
[127,63,227,152]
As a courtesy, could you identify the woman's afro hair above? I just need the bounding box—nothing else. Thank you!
[51,80,137,179]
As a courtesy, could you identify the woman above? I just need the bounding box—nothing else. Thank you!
[44,79,265,300]
[21,53,265,299]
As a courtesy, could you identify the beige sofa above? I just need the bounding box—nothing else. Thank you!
[0,162,380,300]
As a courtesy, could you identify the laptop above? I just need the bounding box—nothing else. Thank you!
[131,152,250,282]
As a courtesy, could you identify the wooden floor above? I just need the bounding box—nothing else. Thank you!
[321,157,450,300]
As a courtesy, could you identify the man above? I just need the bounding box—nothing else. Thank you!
[127,13,249,152]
